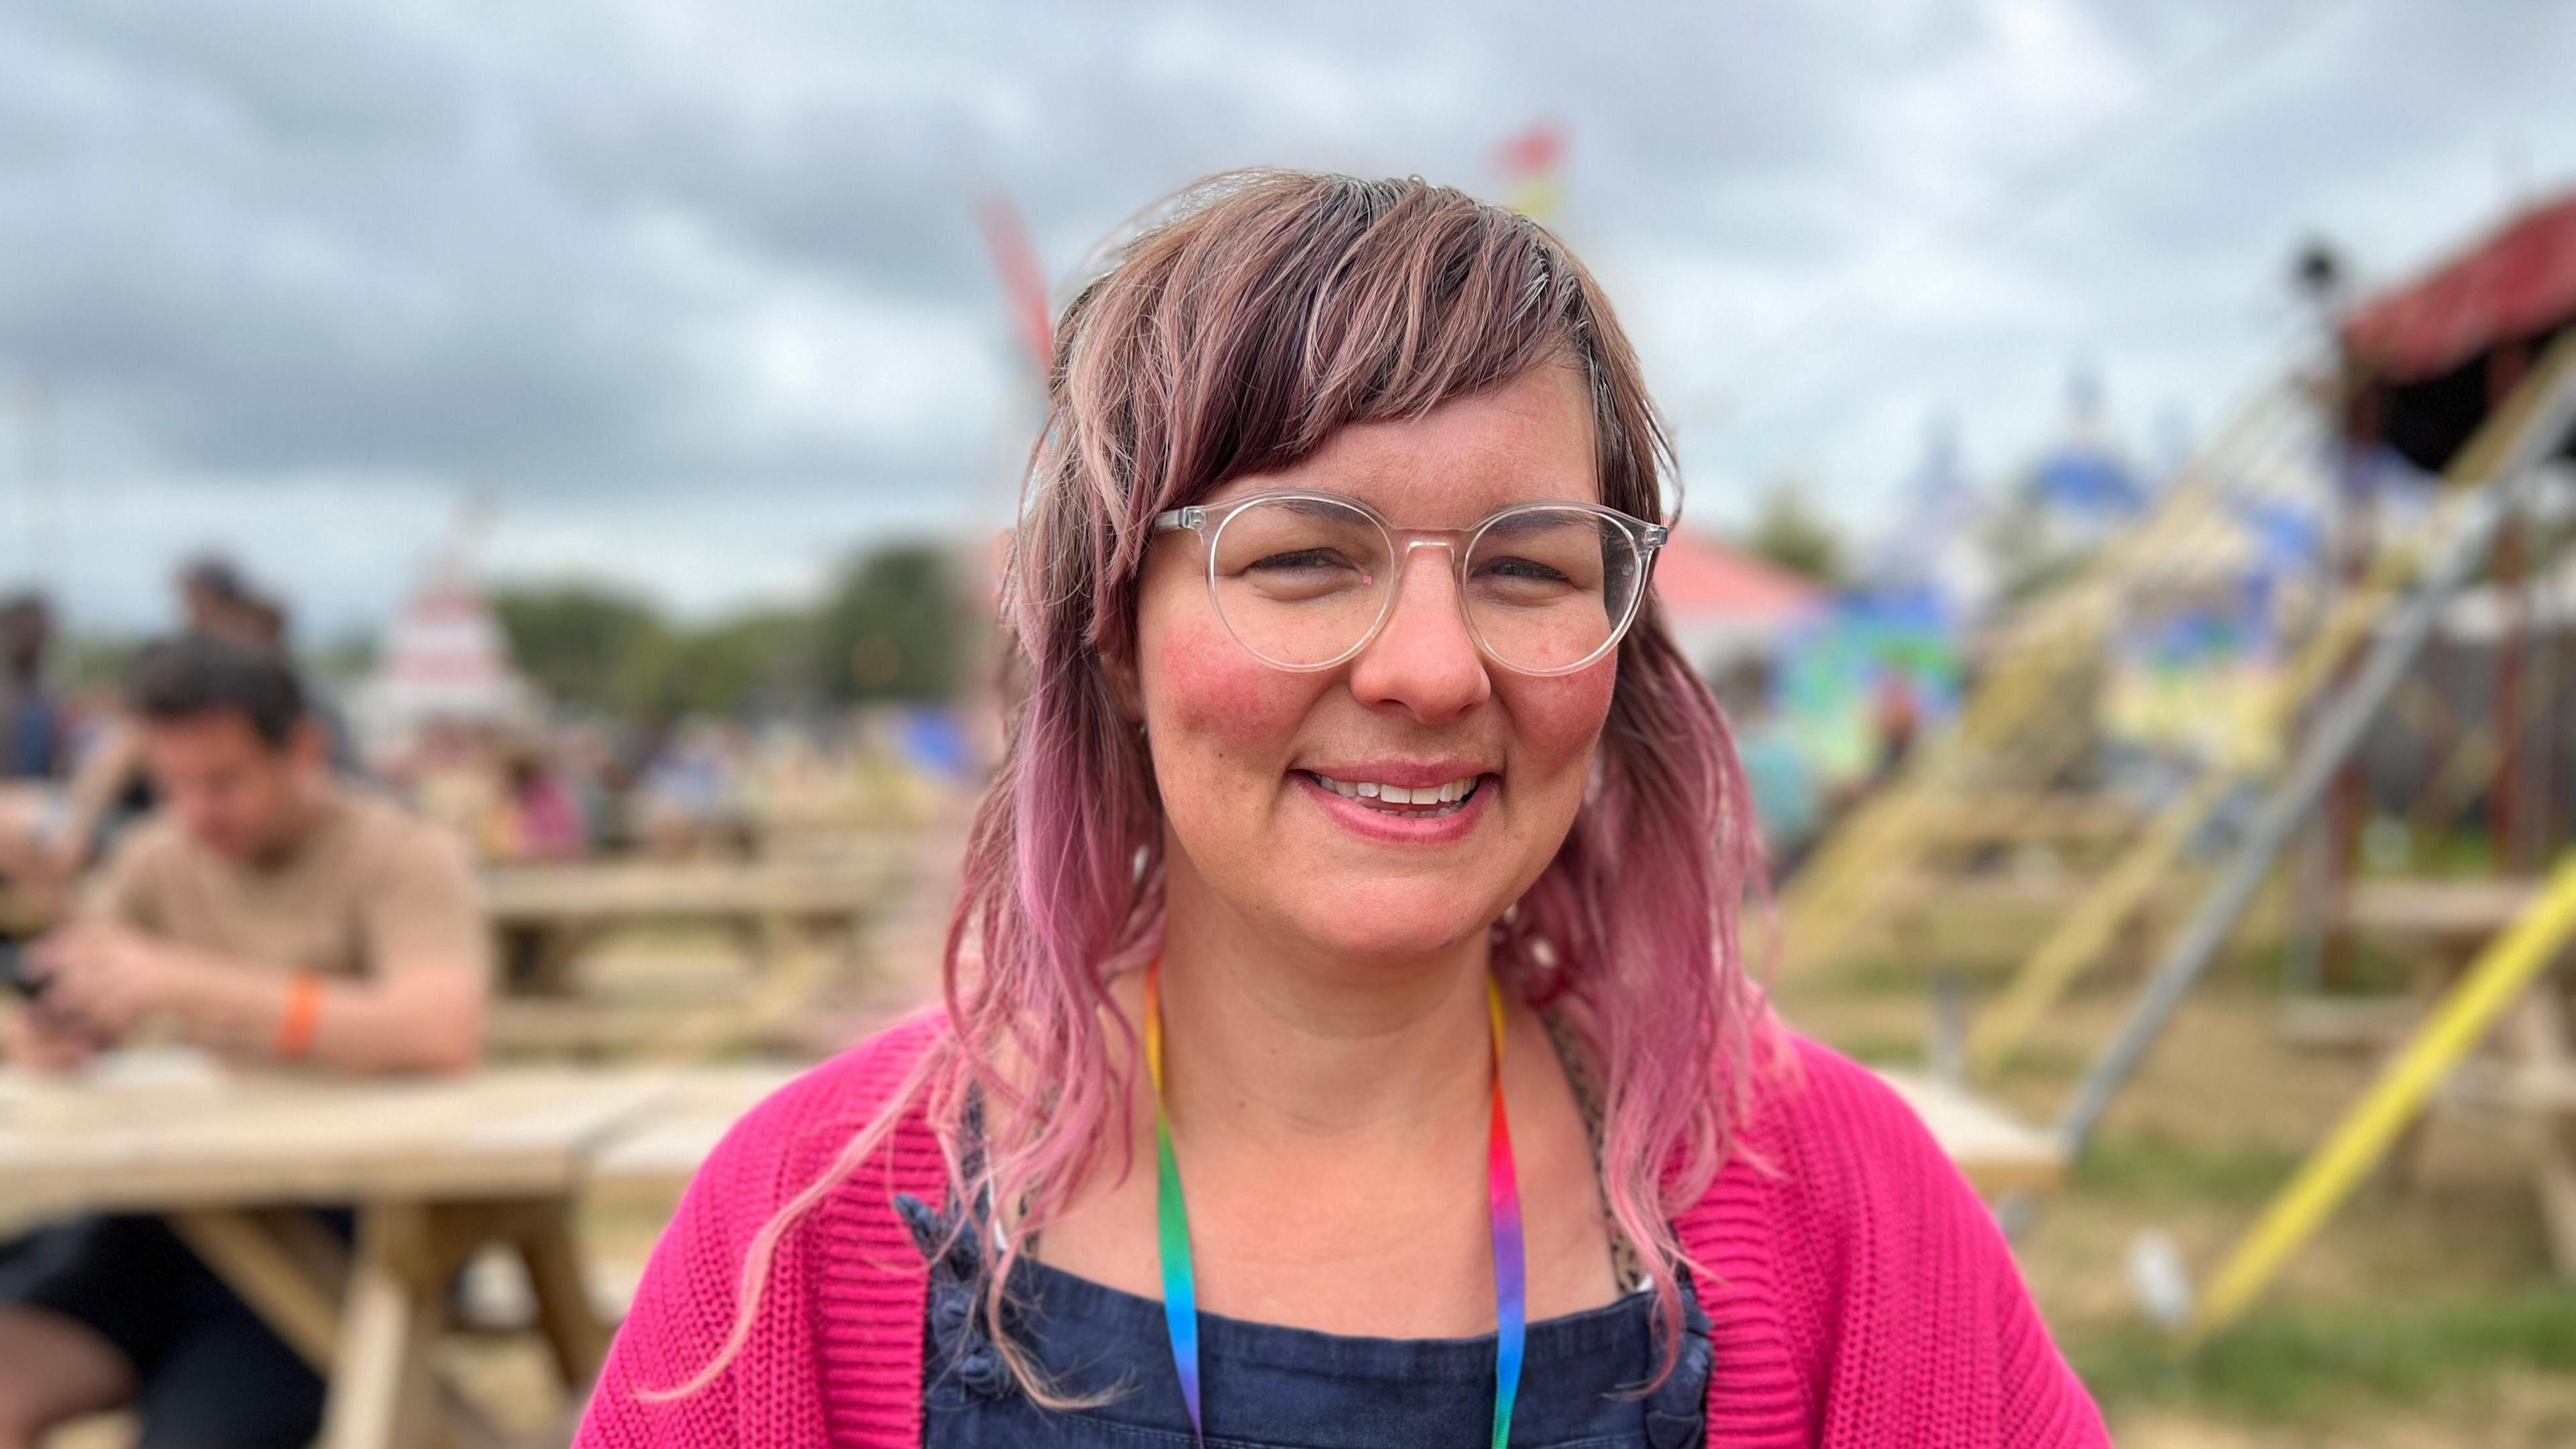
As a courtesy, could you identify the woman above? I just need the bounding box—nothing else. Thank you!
[577,172,2109,1448]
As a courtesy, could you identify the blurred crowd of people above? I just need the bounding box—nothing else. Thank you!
[1714,654,1926,883]
[0,560,358,908]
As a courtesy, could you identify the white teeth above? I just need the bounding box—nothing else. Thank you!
[1309,773,1481,807]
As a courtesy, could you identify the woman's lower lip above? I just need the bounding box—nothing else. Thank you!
[1291,772,1493,845]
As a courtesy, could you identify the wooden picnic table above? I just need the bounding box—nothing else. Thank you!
[2282,877,2547,1052]
[478,853,914,1051]
[480,855,907,930]
[2344,875,2540,940]
[0,1054,752,1449]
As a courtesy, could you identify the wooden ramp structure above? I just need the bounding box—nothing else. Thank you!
[1776,327,2576,1136]
[1989,207,2576,1323]
[1980,196,2576,1125]
[2036,333,2576,1171]
[1971,333,2576,1081]
[1776,198,2576,1285]
[1778,368,2326,977]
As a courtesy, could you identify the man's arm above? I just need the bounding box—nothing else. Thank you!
[0,999,102,1071]
[32,923,486,1074]
[193,947,485,1073]
[32,816,492,1076]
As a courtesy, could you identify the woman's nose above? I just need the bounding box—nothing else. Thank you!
[1346,545,1491,722]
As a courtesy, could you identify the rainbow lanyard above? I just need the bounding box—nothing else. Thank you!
[1142,957,1525,1448]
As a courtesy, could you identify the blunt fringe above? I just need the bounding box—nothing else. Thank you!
[652,170,1778,1405]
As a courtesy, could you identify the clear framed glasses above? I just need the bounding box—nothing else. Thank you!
[1150,490,1668,676]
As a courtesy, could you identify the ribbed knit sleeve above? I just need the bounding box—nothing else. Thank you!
[1990,1202,2110,1449]
[574,1014,948,1449]
[1686,1034,2110,1448]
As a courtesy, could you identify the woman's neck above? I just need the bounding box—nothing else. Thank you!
[1029,854,1619,1333]
[1147,865,1496,1146]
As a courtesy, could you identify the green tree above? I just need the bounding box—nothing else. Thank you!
[1742,482,1845,586]
[489,584,670,712]
[810,543,967,703]
[305,629,379,689]
[645,610,812,716]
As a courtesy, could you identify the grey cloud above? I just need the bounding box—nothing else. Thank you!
[1,0,2571,631]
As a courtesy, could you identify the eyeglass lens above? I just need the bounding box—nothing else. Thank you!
[1208,497,1643,672]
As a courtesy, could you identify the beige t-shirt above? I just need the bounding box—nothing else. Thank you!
[87,787,490,986]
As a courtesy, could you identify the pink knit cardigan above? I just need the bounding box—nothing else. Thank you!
[576,1012,2112,1447]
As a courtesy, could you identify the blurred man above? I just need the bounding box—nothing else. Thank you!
[0,592,66,897]
[176,555,266,650]
[0,635,490,1449]
[33,559,364,888]
[0,596,64,888]
[0,596,58,783]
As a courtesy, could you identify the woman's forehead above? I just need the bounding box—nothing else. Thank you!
[1197,366,1599,522]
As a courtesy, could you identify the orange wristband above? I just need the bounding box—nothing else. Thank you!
[275,973,323,1061]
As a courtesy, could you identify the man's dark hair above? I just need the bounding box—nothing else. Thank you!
[179,555,254,606]
[125,635,307,748]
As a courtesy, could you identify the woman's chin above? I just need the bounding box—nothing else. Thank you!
[1269,888,1501,965]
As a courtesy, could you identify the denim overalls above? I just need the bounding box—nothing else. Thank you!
[898,1191,1713,1448]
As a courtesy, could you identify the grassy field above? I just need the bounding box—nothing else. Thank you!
[1773,936,2576,1448]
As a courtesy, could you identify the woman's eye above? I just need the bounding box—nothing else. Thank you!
[1248,549,1353,573]
[1479,555,1574,584]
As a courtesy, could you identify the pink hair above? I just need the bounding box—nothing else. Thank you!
[653,169,1780,1403]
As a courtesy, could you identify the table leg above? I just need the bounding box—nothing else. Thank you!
[509,1199,611,1386]
[321,1203,448,1449]
[501,922,591,996]
[165,1208,348,1373]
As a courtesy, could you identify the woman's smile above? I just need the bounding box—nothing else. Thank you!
[1291,765,1499,844]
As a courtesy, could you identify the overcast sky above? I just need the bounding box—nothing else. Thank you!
[5,0,2574,635]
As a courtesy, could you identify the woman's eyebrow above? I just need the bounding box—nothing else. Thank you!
[1270,495,1371,522]
[1473,507,1593,539]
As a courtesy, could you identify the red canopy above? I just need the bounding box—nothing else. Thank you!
[1651,529,1825,626]
[2343,191,2576,383]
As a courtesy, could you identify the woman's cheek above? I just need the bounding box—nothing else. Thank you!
[1147,610,1311,784]
[1505,660,1618,763]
